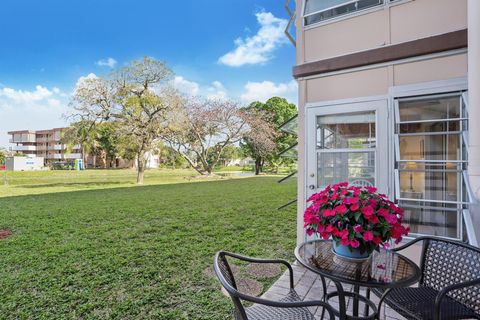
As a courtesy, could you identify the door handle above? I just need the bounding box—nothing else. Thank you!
[309,185,315,190]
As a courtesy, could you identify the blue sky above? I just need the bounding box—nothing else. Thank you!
[0,0,297,148]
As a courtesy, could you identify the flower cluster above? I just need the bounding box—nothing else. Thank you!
[304,182,409,254]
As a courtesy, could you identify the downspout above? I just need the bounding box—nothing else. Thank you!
[468,0,480,244]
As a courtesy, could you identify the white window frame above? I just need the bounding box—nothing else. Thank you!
[302,0,412,29]
[390,78,469,241]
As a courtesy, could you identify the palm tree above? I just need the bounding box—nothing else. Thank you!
[62,121,100,168]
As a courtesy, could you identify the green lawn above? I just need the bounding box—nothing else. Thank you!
[0,169,297,319]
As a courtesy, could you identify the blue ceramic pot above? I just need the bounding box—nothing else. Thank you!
[333,241,371,259]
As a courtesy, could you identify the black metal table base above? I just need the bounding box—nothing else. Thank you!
[321,282,378,320]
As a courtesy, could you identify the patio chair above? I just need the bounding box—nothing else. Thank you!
[373,236,480,320]
[214,251,335,320]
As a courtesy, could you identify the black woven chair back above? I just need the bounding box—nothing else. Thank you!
[216,253,238,289]
[214,252,248,319]
[421,238,480,315]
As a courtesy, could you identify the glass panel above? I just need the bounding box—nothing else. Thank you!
[279,114,298,135]
[304,0,351,14]
[395,94,466,239]
[399,121,461,133]
[398,134,461,161]
[317,151,375,187]
[399,201,459,238]
[316,112,376,149]
[304,0,383,25]
[399,168,460,202]
[398,96,460,122]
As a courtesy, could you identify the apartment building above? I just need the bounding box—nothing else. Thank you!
[8,128,82,163]
[288,0,479,245]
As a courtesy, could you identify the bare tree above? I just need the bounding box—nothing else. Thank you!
[69,57,177,184]
[241,109,278,175]
[163,97,261,175]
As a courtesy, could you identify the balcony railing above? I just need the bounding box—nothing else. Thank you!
[12,145,37,151]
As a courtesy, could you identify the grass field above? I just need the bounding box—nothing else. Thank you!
[0,169,297,319]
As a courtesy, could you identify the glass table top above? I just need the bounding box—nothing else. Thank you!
[295,240,421,288]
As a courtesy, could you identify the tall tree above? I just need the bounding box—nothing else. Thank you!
[62,120,100,168]
[163,97,262,175]
[70,57,177,183]
[242,97,297,174]
[0,149,5,165]
[96,123,119,168]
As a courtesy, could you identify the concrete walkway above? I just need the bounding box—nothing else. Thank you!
[261,262,406,320]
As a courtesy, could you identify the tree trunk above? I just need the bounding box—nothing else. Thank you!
[255,157,262,175]
[92,154,96,169]
[137,153,145,184]
[82,146,88,169]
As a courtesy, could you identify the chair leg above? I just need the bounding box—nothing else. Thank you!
[320,276,328,320]
[364,288,370,316]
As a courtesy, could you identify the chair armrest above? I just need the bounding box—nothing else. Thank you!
[236,290,335,319]
[222,251,294,288]
[434,277,480,320]
[391,236,430,252]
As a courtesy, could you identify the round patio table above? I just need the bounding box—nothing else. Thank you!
[295,239,421,320]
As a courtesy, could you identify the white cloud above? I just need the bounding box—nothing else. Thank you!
[96,57,117,68]
[218,12,288,67]
[0,85,53,104]
[0,84,68,147]
[173,76,200,96]
[172,76,228,100]
[206,81,227,100]
[240,80,297,103]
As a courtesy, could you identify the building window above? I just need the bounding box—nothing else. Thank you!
[303,0,384,26]
[316,111,376,187]
[394,93,469,240]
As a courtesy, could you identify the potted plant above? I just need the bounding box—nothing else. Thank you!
[304,182,410,260]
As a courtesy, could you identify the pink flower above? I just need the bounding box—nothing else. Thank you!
[373,236,382,245]
[368,198,378,207]
[321,232,330,240]
[368,215,379,225]
[350,239,360,248]
[385,214,398,224]
[363,231,374,241]
[338,229,349,240]
[304,208,320,225]
[317,224,326,232]
[350,203,360,211]
[353,224,362,233]
[322,208,336,217]
[378,208,389,217]
[361,206,374,218]
[306,228,314,236]
[340,238,350,246]
[344,197,360,205]
[335,204,347,215]
[365,186,377,193]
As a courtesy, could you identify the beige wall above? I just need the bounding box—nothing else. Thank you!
[393,53,468,86]
[298,0,467,63]
[303,52,467,103]
[296,52,467,245]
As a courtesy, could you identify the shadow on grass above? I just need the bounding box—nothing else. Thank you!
[0,176,293,201]
[19,181,130,189]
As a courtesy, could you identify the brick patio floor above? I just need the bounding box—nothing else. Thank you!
[261,262,406,320]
